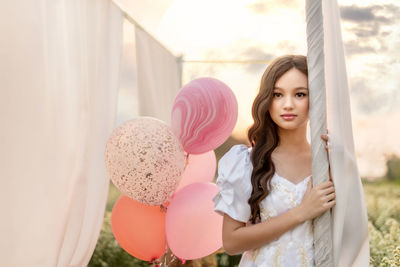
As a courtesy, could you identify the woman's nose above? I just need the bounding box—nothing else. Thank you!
[283,96,294,109]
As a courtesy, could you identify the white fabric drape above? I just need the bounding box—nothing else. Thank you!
[306,0,370,266]
[135,26,182,125]
[0,1,123,266]
[305,0,333,265]
[323,1,370,266]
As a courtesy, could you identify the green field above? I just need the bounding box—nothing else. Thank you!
[89,180,400,267]
[364,181,400,266]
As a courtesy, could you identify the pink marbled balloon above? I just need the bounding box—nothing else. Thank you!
[171,77,238,154]
[104,117,185,205]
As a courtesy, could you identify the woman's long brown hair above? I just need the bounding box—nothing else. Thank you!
[247,55,308,224]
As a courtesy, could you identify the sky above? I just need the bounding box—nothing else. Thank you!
[116,0,400,179]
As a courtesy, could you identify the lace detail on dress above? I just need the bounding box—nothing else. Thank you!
[213,146,315,267]
[270,182,299,208]
[239,172,315,267]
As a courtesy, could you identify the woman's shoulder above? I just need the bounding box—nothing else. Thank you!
[219,144,252,170]
[216,144,253,185]
[213,144,253,222]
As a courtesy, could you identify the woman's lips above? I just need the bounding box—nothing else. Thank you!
[281,115,297,121]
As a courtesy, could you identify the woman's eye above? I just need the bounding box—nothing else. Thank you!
[273,93,281,97]
[296,92,307,97]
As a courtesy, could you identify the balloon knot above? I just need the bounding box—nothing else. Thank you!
[178,257,186,264]
[149,257,159,265]
[184,153,189,166]
[160,204,168,212]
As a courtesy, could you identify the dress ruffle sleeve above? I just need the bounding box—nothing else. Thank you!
[212,144,253,223]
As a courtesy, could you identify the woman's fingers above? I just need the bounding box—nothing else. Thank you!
[324,199,336,209]
[317,180,334,189]
[320,132,331,156]
[319,131,334,180]
[321,185,335,195]
[320,133,329,148]
[325,191,336,201]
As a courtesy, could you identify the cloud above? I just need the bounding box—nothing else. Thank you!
[247,0,299,14]
[350,78,382,114]
[233,41,300,73]
[199,41,276,73]
[241,46,274,59]
[339,4,400,56]
[338,3,400,119]
[240,46,275,72]
[247,2,270,14]
[344,40,376,55]
[350,76,400,115]
[340,5,393,23]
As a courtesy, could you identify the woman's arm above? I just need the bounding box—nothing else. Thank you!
[223,131,335,255]
[222,179,335,255]
[222,204,304,255]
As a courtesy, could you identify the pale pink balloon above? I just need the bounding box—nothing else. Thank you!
[176,150,216,191]
[166,182,222,260]
[171,77,238,154]
[105,117,185,205]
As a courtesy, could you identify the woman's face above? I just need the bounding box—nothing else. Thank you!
[268,67,309,131]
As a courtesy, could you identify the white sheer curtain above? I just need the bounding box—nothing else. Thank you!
[322,1,370,266]
[306,0,370,266]
[0,0,123,266]
[135,26,182,125]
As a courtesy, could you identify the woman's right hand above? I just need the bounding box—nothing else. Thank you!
[297,176,336,222]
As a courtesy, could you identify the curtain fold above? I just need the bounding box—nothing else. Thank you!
[0,1,123,266]
[306,0,370,266]
[322,0,370,266]
[305,0,333,265]
[135,26,182,125]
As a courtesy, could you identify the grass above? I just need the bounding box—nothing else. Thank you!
[89,180,400,266]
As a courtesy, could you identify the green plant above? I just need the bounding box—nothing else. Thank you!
[88,212,148,267]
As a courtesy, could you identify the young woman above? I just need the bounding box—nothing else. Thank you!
[213,55,335,266]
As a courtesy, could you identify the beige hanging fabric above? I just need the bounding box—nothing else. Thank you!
[134,26,182,125]
[306,0,370,266]
[0,0,123,266]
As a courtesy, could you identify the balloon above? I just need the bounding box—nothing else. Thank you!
[105,117,185,205]
[166,182,222,260]
[111,195,167,261]
[171,77,238,154]
[176,150,216,191]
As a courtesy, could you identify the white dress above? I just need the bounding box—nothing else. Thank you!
[213,144,315,267]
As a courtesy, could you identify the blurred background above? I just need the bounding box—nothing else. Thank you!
[117,0,400,180]
[91,0,400,266]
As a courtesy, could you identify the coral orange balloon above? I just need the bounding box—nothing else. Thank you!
[111,195,167,261]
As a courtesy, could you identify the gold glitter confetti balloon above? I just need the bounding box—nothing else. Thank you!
[105,117,185,205]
